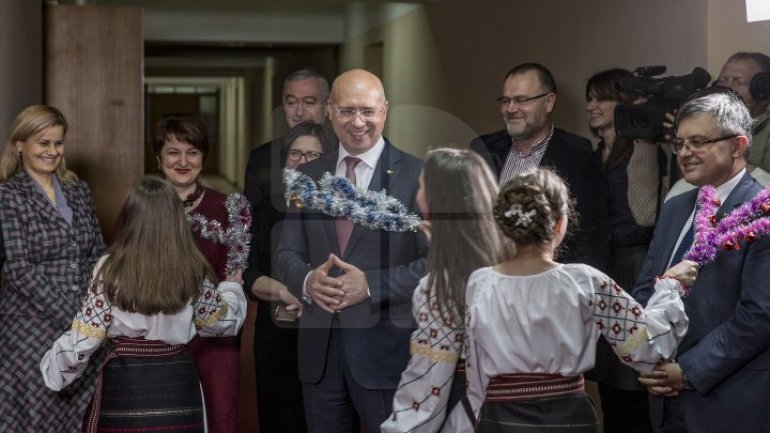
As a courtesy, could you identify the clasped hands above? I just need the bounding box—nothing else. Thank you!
[638,362,687,397]
[305,253,370,314]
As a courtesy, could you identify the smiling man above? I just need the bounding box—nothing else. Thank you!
[633,89,770,433]
[470,63,608,270]
[274,69,428,433]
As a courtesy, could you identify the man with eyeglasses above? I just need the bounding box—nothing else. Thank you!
[275,69,427,433]
[667,53,770,198]
[633,89,770,433]
[243,68,332,433]
[470,62,608,270]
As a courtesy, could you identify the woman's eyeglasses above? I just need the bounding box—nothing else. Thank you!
[287,149,323,162]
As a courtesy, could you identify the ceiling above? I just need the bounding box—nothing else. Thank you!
[86,0,435,15]
[89,0,349,15]
[63,0,435,47]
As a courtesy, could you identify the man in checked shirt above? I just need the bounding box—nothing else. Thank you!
[471,62,609,269]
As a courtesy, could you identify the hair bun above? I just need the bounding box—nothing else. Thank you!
[494,169,571,247]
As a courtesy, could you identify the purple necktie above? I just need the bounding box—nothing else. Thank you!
[336,156,361,255]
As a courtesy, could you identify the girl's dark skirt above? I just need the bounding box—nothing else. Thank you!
[476,374,599,433]
[85,337,205,433]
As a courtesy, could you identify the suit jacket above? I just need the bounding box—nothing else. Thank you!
[632,171,770,433]
[470,128,609,270]
[243,138,287,300]
[274,139,429,388]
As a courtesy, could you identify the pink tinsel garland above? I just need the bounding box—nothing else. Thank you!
[684,185,770,265]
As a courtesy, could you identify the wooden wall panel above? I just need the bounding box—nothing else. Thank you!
[45,4,143,244]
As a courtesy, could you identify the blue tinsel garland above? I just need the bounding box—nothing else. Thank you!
[283,168,421,232]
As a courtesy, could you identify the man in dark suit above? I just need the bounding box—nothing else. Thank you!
[634,90,770,433]
[275,69,428,433]
[243,69,330,433]
[470,63,608,269]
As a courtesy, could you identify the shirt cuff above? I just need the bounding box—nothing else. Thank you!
[302,271,313,305]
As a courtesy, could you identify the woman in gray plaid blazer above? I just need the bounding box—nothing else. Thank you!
[0,105,106,432]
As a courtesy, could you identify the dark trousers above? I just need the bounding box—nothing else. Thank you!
[254,301,306,433]
[598,383,652,433]
[655,396,687,433]
[302,329,395,433]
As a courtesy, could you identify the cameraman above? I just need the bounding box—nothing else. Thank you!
[715,52,770,184]
[666,53,770,199]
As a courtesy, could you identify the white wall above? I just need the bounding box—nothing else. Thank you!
[707,0,770,73]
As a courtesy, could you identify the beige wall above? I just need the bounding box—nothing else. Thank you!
[340,0,712,156]
[707,0,770,73]
[0,0,42,141]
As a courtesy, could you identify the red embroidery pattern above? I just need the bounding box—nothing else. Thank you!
[593,279,645,343]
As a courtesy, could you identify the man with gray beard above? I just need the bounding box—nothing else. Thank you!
[471,62,608,269]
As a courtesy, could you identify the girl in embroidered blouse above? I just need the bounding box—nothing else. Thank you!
[40,176,247,433]
[382,148,514,433]
[464,168,697,433]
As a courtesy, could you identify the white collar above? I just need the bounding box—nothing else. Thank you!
[336,136,386,171]
[713,168,747,204]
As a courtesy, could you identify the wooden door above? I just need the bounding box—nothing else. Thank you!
[45,4,143,244]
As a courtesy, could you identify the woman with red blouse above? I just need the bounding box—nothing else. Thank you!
[152,113,240,433]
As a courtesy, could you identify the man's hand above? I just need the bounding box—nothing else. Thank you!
[662,110,677,143]
[330,254,370,310]
[638,362,685,397]
[663,260,700,288]
[305,254,344,314]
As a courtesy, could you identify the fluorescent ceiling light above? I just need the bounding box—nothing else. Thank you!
[747,0,770,22]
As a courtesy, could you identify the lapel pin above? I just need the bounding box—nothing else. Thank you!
[386,169,395,175]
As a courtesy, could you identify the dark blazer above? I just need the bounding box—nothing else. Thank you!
[274,139,429,388]
[243,139,309,432]
[243,138,286,296]
[470,128,609,270]
[632,171,770,433]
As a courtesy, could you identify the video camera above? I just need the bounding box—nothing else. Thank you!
[614,65,711,140]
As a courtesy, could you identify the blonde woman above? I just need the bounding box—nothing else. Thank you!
[0,105,106,432]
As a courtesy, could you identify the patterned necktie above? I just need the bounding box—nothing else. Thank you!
[336,156,361,255]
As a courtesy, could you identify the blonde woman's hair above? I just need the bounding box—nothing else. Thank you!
[0,105,78,184]
[96,176,215,314]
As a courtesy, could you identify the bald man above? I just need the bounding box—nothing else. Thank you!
[274,69,428,433]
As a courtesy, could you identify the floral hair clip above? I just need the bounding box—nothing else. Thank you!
[504,204,536,227]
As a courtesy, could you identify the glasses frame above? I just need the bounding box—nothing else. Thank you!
[670,134,738,155]
[286,149,323,162]
[329,105,387,121]
[496,92,552,108]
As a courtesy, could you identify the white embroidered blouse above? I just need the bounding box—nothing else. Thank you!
[382,276,472,433]
[464,264,688,419]
[40,256,247,391]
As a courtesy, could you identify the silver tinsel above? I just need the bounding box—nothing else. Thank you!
[283,168,421,232]
[187,192,252,274]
